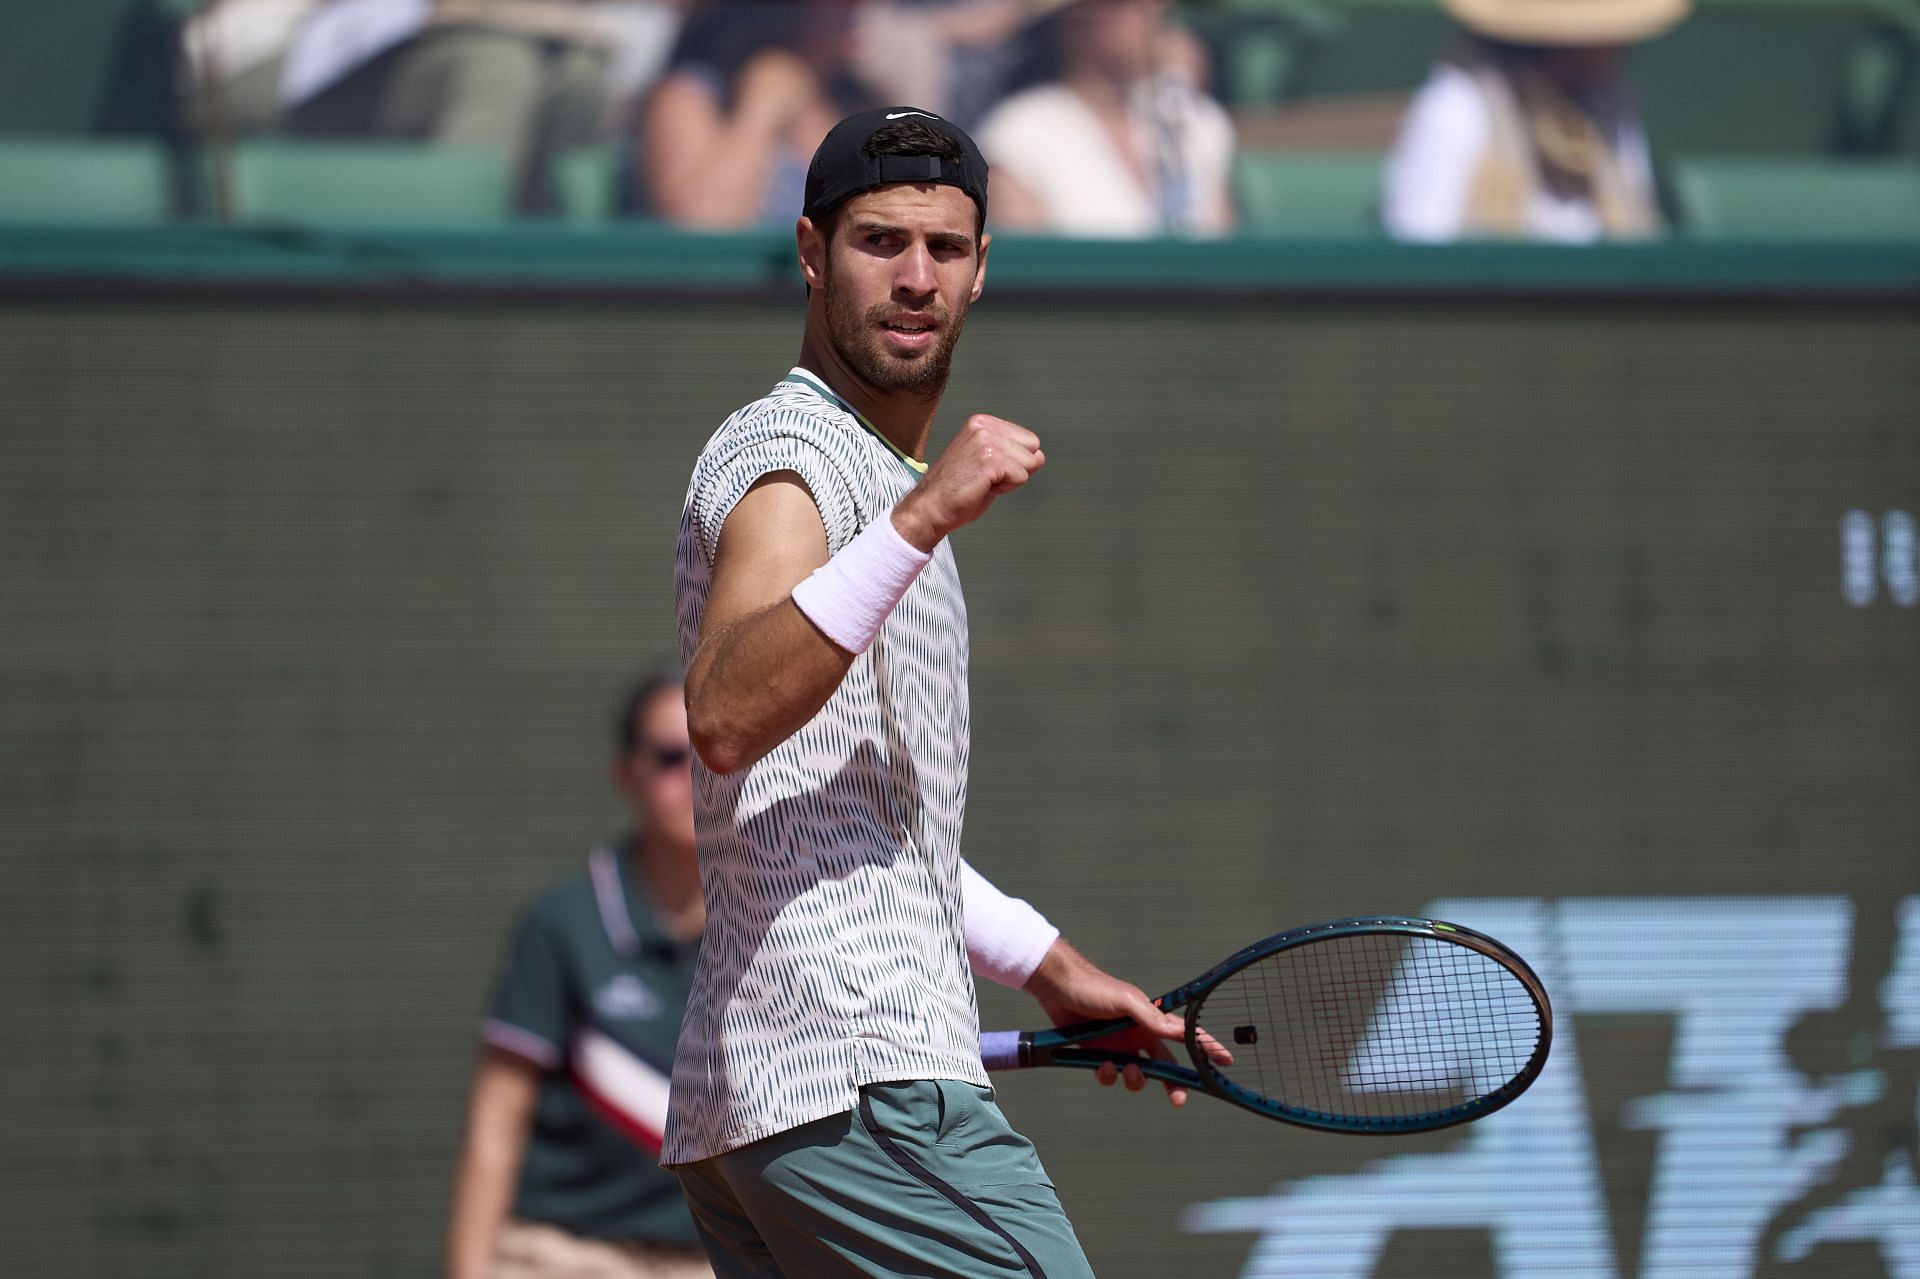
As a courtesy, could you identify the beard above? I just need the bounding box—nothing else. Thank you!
[821,275,968,401]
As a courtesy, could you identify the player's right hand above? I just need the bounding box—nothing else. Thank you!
[891,414,1044,551]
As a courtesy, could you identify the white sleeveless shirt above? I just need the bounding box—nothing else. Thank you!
[665,370,986,1165]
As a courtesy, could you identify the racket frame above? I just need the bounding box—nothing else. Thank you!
[1007,916,1554,1135]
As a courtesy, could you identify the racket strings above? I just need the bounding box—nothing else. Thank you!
[1195,935,1542,1121]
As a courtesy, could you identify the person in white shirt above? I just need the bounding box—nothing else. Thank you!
[280,0,685,213]
[1383,0,1690,243]
[975,0,1236,238]
[182,0,320,132]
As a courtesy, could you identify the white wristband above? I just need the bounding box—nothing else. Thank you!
[962,861,1060,988]
[790,508,932,655]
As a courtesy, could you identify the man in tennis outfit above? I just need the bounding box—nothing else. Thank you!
[668,109,1203,1277]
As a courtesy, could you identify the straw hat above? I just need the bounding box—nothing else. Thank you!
[1442,0,1691,46]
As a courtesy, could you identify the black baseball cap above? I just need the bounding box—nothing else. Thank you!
[802,107,989,225]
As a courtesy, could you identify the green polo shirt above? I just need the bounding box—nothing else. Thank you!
[482,844,700,1245]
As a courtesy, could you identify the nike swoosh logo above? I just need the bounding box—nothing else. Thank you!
[885,111,937,121]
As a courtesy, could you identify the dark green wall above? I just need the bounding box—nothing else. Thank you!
[0,1,165,134]
[1,293,1915,1277]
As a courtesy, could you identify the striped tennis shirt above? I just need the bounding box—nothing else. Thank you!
[665,368,987,1165]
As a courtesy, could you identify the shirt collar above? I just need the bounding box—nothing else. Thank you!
[588,844,644,957]
[783,367,929,476]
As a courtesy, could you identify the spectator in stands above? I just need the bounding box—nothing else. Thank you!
[974,0,1235,238]
[280,0,686,214]
[1382,0,1689,242]
[182,0,319,134]
[446,666,711,1279]
[640,0,889,227]
[851,0,1046,129]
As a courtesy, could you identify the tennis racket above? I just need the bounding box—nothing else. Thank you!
[980,916,1552,1134]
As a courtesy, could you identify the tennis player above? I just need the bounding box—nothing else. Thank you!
[667,108,1201,1278]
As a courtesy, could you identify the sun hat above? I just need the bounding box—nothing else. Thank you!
[1442,0,1691,46]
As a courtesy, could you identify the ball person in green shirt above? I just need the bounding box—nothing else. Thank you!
[448,666,713,1279]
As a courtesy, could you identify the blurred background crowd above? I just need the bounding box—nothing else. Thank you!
[2,0,1917,241]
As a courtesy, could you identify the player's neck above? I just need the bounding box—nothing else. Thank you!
[796,332,938,463]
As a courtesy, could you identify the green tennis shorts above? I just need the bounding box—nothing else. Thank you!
[673,1079,1096,1278]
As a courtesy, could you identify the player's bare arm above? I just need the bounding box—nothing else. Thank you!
[686,474,849,776]
[688,415,1044,775]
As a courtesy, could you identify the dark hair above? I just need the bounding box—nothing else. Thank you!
[865,119,967,165]
[615,662,685,757]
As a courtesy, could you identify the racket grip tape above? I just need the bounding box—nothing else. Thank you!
[978,1030,1028,1071]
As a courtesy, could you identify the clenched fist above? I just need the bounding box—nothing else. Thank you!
[891,415,1044,552]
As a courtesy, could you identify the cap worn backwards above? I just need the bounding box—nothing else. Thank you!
[802,107,989,224]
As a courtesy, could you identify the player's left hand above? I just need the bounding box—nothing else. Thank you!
[1022,939,1231,1107]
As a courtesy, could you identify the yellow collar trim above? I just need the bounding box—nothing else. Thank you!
[785,370,929,476]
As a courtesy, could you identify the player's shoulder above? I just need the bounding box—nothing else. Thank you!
[698,372,861,466]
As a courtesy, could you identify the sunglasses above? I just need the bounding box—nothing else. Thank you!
[645,745,691,770]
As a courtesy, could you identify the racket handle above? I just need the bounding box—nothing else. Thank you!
[979,1030,1028,1072]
